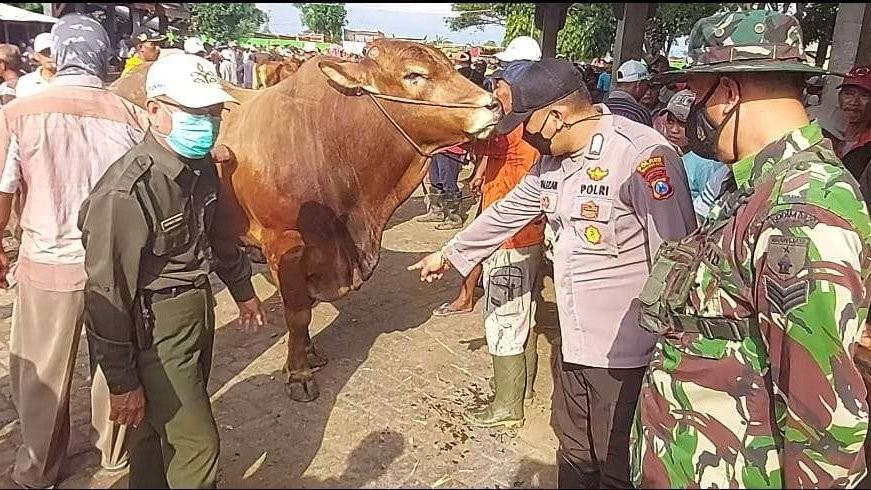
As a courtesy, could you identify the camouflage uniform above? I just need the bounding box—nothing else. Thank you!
[632,11,871,489]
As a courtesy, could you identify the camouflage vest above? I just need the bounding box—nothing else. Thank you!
[638,147,841,340]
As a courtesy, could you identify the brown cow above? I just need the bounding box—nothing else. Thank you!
[110,40,501,401]
[256,59,302,88]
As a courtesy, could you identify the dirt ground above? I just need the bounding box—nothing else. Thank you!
[0,186,561,489]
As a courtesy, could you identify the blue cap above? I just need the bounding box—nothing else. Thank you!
[491,60,533,85]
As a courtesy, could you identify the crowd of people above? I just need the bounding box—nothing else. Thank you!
[0,6,869,490]
[410,8,871,490]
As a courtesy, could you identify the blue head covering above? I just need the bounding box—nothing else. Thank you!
[491,60,533,85]
[50,13,111,79]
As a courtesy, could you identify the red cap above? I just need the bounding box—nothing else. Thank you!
[838,66,871,93]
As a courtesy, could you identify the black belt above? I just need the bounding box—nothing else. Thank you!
[149,275,209,303]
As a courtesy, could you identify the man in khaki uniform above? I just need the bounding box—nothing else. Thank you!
[410,59,697,488]
[80,54,264,488]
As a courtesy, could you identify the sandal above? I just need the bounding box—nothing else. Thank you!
[432,302,473,317]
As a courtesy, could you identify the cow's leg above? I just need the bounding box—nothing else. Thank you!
[265,233,325,402]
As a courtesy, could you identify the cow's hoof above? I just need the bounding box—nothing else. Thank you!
[307,347,328,369]
[286,377,320,402]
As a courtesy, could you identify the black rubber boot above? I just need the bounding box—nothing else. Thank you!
[418,186,446,223]
[435,192,463,230]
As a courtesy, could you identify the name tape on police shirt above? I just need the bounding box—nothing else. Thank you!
[635,155,673,200]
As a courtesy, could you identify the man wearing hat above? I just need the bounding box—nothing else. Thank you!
[79,53,265,487]
[409,58,696,488]
[122,27,165,76]
[0,13,148,487]
[432,61,546,428]
[183,37,207,57]
[656,90,723,207]
[631,10,871,488]
[604,59,653,126]
[16,32,55,98]
[495,36,542,66]
[829,66,871,210]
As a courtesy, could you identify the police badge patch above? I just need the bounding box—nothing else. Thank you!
[636,156,674,200]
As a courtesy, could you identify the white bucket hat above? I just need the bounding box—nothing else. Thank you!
[146,53,237,108]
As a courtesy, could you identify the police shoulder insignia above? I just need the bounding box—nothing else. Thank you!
[586,166,609,181]
[636,155,673,200]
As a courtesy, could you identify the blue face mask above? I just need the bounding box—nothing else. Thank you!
[164,110,219,160]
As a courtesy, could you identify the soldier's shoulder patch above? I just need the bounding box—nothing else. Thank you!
[636,155,673,200]
[765,235,809,280]
[767,208,820,229]
[764,277,809,315]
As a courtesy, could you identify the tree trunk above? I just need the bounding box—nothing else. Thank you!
[665,35,675,59]
[815,36,830,67]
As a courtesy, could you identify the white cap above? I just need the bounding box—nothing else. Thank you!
[616,60,650,82]
[495,36,541,62]
[303,41,318,53]
[33,32,52,54]
[184,37,205,55]
[146,53,237,108]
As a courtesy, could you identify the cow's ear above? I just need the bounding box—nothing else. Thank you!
[319,60,377,93]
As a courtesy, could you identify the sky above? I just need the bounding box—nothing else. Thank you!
[255,3,688,58]
[256,3,505,45]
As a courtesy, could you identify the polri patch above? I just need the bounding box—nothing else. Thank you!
[636,156,673,200]
[766,235,809,280]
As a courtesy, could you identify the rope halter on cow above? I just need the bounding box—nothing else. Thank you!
[361,90,495,158]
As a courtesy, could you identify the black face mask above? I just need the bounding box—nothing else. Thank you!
[523,112,602,156]
[686,78,740,161]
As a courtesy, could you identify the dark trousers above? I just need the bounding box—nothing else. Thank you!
[551,350,644,489]
[428,153,461,195]
[129,287,219,489]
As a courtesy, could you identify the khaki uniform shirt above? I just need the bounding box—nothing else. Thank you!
[79,132,255,394]
[444,107,698,367]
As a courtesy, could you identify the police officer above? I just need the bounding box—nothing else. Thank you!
[409,59,697,488]
[630,11,871,488]
[79,54,265,488]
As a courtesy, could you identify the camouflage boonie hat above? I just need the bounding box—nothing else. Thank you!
[656,10,826,82]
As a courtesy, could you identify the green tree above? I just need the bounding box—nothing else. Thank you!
[446,3,504,31]
[645,4,724,56]
[10,3,43,13]
[190,3,268,43]
[293,3,347,42]
[796,3,838,66]
[556,4,616,61]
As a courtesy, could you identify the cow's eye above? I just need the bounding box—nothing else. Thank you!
[404,72,427,82]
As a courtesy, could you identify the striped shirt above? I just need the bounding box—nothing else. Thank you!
[604,90,652,127]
